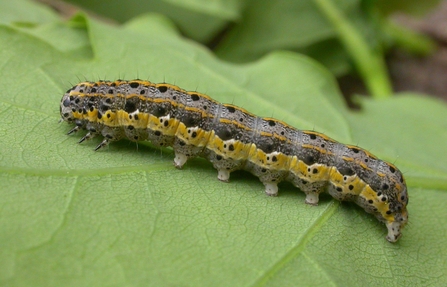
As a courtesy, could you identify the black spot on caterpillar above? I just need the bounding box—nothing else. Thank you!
[60,79,409,242]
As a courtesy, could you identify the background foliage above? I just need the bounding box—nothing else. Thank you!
[1,0,446,286]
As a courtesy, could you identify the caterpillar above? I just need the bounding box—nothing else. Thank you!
[60,79,409,242]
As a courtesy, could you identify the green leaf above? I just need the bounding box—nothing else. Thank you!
[64,0,248,42]
[376,0,441,17]
[1,4,447,287]
[314,0,392,98]
[0,0,59,25]
[215,0,362,74]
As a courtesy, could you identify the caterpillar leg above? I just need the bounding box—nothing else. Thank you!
[243,161,287,197]
[204,150,244,183]
[95,127,123,151]
[67,125,81,135]
[67,119,85,135]
[94,138,111,151]
[78,132,97,144]
[304,192,319,205]
[289,178,326,206]
[173,138,207,169]
[79,122,100,143]
[263,182,278,196]
[303,182,327,205]
[174,153,188,169]
[217,169,230,182]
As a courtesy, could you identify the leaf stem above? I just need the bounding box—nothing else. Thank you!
[382,19,436,56]
[314,0,393,99]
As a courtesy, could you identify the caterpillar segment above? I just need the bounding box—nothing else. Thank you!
[60,79,409,242]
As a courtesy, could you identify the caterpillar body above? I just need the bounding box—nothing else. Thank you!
[60,79,409,242]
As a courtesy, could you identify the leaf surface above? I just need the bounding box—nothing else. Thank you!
[1,3,447,286]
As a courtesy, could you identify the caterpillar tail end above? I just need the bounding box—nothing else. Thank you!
[386,221,403,243]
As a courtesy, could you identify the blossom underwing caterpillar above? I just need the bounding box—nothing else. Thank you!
[60,79,409,242]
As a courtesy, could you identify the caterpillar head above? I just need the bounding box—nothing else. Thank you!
[367,160,408,243]
[385,184,409,243]
[60,82,93,123]
[378,163,409,243]
[60,91,75,122]
[358,161,409,242]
